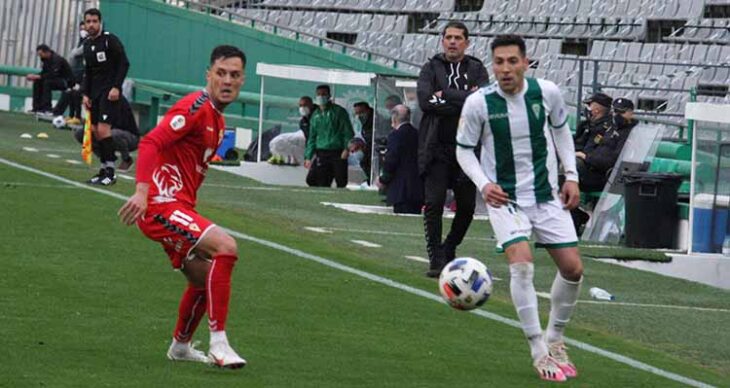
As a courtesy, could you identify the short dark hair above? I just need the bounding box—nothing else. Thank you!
[490,34,526,57]
[84,8,102,21]
[442,21,469,40]
[300,96,313,104]
[79,21,85,26]
[209,45,246,67]
[316,84,331,95]
[353,101,371,109]
[36,44,51,53]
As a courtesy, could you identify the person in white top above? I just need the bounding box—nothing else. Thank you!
[456,34,583,383]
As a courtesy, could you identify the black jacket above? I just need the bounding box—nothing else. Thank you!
[380,123,423,206]
[574,114,613,154]
[417,54,489,175]
[83,30,129,98]
[579,117,636,173]
[40,52,73,85]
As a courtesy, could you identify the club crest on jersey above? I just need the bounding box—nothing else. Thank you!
[170,115,186,131]
[532,103,542,117]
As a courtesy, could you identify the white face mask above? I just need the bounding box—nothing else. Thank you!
[299,106,310,117]
[79,30,89,39]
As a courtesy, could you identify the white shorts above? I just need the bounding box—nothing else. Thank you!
[488,199,578,250]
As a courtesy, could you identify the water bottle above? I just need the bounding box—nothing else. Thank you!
[589,287,615,301]
[723,236,730,257]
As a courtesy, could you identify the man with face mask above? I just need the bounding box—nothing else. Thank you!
[576,97,636,192]
[350,101,375,183]
[304,84,354,188]
[268,96,316,165]
[52,21,88,125]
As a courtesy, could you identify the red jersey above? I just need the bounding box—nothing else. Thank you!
[136,90,225,208]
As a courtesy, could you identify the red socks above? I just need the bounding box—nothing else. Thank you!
[207,254,237,332]
[173,284,207,342]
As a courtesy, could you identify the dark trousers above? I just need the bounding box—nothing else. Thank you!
[422,159,476,262]
[394,202,421,214]
[306,149,348,188]
[74,127,139,162]
[32,78,67,112]
[577,158,607,192]
[53,89,82,118]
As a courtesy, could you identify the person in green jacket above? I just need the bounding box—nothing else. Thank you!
[304,84,354,188]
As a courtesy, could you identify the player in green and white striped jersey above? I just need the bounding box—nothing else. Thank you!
[456,35,584,383]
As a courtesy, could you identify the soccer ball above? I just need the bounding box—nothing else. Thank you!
[439,257,493,310]
[52,115,66,129]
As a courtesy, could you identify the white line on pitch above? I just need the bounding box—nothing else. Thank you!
[535,292,730,313]
[304,227,332,234]
[0,157,714,388]
[46,154,60,159]
[350,240,382,248]
[65,159,82,165]
[304,226,494,242]
[404,255,429,263]
[118,174,134,180]
[22,147,38,152]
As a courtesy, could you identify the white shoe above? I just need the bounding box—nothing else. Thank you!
[166,340,209,363]
[533,355,567,382]
[548,341,578,378]
[208,340,247,369]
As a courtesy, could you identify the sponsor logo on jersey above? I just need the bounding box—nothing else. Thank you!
[152,163,184,199]
[487,112,510,121]
[532,103,542,117]
[170,115,186,131]
[206,126,214,132]
[96,51,106,62]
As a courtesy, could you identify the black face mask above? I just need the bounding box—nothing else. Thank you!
[583,107,592,120]
[613,114,626,127]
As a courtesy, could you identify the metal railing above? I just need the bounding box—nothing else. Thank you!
[161,0,421,73]
[559,56,730,120]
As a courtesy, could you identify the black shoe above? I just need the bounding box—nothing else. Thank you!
[86,168,106,185]
[87,168,117,186]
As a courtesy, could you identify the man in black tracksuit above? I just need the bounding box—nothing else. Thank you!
[82,8,130,186]
[27,44,73,114]
[417,21,489,278]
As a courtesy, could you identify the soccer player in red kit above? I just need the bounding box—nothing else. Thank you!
[118,45,247,368]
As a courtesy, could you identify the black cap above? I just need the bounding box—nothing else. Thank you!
[613,97,634,112]
[583,92,613,108]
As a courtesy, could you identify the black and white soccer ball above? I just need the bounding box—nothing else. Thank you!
[52,115,66,129]
[439,257,493,310]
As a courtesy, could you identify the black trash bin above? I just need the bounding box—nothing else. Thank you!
[623,172,683,249]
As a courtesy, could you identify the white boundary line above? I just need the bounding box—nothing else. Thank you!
[535,292,730,313]
[0,157,714,388]
[305,226,494,242]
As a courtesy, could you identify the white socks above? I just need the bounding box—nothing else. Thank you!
[210,330,228,345]
[546,271,583,345]
[510,262,548,360]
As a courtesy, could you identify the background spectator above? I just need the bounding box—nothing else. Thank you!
[268,96,316,165]
[378,105,423,214]
[26,44,73,115]
[73,95,139,172]
[53,21,87,125]
[304,84,354,188]
[417,21,489,277]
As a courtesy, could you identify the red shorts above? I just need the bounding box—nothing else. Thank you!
[137,203,216,269]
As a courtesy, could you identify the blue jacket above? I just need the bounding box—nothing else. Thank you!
[380,123,423,206]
